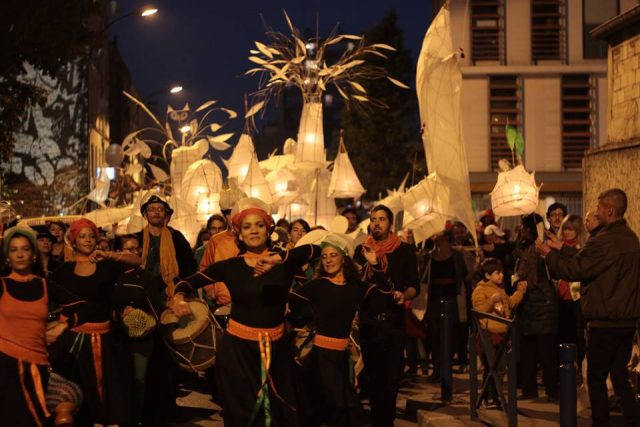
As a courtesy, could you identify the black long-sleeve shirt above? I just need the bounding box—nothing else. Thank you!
[175,245,321,328]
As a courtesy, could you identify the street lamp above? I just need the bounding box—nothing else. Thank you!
[106,6,159,30]
[170,85,183,94]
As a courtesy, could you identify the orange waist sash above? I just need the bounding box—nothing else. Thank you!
[313,334,350,351]
[227,319,284,342]
[66,320,110,402]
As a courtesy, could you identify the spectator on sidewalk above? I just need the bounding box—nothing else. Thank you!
[538,188,640,426]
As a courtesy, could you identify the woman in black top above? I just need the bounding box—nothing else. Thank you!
[173,198,320,427]
[290,238,387,427]
[49,218,141,426]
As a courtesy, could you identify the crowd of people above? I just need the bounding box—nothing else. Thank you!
[0,187,638,427]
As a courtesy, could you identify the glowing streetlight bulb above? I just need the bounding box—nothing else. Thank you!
[141,7,158,17]
[180,125,191,134]
[170,85,183,94]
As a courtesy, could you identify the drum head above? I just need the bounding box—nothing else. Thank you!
[160,300,210,344]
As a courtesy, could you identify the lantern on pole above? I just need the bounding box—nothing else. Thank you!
[226,134,255,181]
[490,165,540,217]
[294,97,325,168]
[328,131,365,199]
[180,159,223,208]
[240,154,273,204]
[401,173,451,244]
[305,169,336,228]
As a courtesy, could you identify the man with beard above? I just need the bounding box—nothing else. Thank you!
[355,205,419,427]
[546,202,568,236]
[135,192,197,426]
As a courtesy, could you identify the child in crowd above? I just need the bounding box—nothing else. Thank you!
[472,258,527,408]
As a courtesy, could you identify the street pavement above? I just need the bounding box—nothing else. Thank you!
[168,368,628,426]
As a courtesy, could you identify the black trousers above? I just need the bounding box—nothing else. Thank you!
[587,327,639,427]
[520,333,558,397]
[360,319,405,427]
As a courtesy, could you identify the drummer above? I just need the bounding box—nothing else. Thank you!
[172,197,321,427]
[289,233,391,426]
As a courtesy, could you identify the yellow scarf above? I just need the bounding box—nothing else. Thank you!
[141,225,179,297]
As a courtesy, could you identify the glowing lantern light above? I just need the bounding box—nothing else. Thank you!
[305,169,336,228]
[196,193,221,225]
[490,165,540,217]
[294,100,325,168]
[226,134,255,181]
[266,167,297,200]
[170,139,209,200]
[328,134,365,199]
[181,159,223,208]
[240,154,273,204]
[401,173,451,244]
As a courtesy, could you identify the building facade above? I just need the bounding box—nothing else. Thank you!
[439,0,637,215]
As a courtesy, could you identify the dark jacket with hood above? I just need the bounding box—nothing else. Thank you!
[546,219,640,328]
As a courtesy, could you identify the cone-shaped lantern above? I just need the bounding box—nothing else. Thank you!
[490,165,540,217]
[240,153,273,204]
[295,98,325,168]
[305,169,336,228]
[328,132,365,199]
[226,134,255,181]
[181,159,223,208]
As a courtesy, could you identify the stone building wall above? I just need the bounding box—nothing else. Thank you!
[583,142,640,234]
[608,33,640,144]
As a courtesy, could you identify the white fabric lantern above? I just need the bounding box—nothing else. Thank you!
[304,169,336,228]
[170,139,208,200]
[328,138,365,199]
[295,101,325,168]
[240,154,273,204]
[180,159,223,208]
[85,206,133,228]
[266,167,298,200]
[490,165,540,217]
[401,173,451,244]
[168,195,201,247]
[226,134,255,181]
[278,197,309,220]
[196,193,221,225]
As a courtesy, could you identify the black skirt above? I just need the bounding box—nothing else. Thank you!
[0,351,49,427]
[49,327,133,425]
[215,331,300,427]
[301,346,365,427]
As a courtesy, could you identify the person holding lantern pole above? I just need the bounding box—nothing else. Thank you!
[354,204,419,427]
[172,197,321,427]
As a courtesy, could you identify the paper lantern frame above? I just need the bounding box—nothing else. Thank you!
[295,101,325,168]
[490,165,540,217]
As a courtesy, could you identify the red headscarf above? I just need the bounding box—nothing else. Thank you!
[231,208,273,233]
[68,218,99,244]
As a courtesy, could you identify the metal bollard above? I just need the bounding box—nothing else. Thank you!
[559,343,577,427]
[440,299,455,402]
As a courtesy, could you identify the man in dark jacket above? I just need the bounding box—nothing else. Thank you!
[355,205,419,427]
[538,188,640,426]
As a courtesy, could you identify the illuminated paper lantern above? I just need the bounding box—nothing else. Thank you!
[196,193,221,225]
[240,154,273,204]
[85,206,133,228]
[277,197,309,220]
[168,195,201,247]
[226,134,255,181]
[328,137,365,199]
[87,167,111,204]
[181,159,223,208]
[295,100,325,168]
[401,173,450,244]
[490,165,540,217]
[170,139,209,200]
[259,154,295,175]
[304,169,336,228]
[266,167,298,199]
[220,178,247,211]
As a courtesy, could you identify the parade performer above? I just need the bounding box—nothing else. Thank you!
[290,233,389,426]
[49,218,141,425]
[173,197,321,427]
[0,226,90,426]
[354,205,419,427]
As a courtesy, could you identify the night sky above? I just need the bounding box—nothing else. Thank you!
[110,0,434,129]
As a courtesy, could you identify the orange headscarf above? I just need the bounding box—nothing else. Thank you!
[363,233,401,278]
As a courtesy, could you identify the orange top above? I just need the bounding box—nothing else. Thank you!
[0,274,49,365]
[199,230,238,305]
